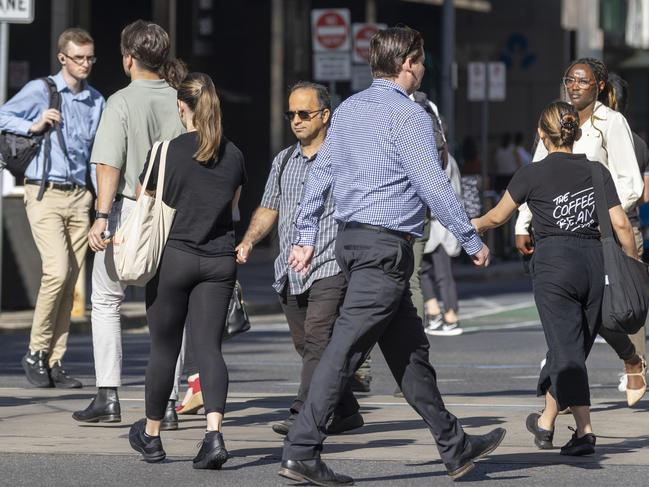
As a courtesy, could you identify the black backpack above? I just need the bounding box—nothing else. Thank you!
[412,91,449,169]
[0,78,65,199]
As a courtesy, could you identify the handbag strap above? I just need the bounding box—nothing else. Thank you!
[139,141,163,197]
[154,140,170,205]
[589,161,615,240]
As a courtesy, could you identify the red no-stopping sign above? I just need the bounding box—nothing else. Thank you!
[311,9,351,52]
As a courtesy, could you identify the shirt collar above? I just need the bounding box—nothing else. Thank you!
[371,78,410,98]
[295,143,317,162]
[130,78,171,89]
[52,70,91,100]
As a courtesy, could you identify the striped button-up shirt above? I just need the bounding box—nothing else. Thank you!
[260,144,340,295]
[294,78,483,255]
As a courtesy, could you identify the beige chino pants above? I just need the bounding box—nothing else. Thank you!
[24,184,92,367]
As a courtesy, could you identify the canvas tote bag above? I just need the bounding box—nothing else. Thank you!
[591,162,649,334]
[113,140,176,286]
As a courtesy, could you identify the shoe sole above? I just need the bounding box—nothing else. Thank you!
[449,429,506,480]
[193,449,228,470]
[52,382,83,389]
[130,443,166,463]
[425,328,463,336]
[72,414,121,423]
[271,425,289,436]
[176,391,204,415]
[560,446,595,456]
[278,468,354,486]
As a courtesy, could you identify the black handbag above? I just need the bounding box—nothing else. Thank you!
[223,281,250,341]
[591,162,649,334]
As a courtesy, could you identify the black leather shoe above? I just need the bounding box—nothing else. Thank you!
[72,388,121,423]
[193,430,228,469]
[160,400,178,431]
[21,351,53,388]
[272,413,297,436]
[326,411,364,435]
[50,361,82,389]
[525,412,553,449]
[445,427,506,480]
[129,418,166,463]
[560,431,596,456]
[279,459,354,486]
[349,374,370,393]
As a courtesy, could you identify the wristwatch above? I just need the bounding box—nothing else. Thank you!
[95,211,110,220]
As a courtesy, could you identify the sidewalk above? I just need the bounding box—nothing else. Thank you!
[0,247,526,331]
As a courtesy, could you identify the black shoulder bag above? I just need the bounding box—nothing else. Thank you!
[591,162,649,334]
[223,281,251,341]
[0,78,63,200]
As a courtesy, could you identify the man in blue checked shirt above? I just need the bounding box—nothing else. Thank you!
[0,28,104,389]
[236,82,363,438]
[279,27,504,485]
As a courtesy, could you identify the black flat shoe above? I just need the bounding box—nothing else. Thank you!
[160,400,178,431]
[129,418,166,463]
[21,351,53,388]
[50,361,82,389]
[445,427,506,480]
[326,411,364,435]
[560,430,596,456]
[279,459,354,486]
[525,412,554,449]
[193,431,228,470]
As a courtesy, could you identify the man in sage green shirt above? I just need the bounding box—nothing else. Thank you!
[73,20,185,425]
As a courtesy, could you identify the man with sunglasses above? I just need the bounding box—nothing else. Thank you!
[0,28,104,388]
[236,82,363,437]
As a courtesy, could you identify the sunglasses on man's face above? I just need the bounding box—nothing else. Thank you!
[284,109,324,122]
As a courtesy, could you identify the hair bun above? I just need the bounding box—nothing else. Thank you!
[560,115,578,131]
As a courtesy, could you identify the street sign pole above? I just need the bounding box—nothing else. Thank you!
[0,21,9,312]
[480,64,489,207]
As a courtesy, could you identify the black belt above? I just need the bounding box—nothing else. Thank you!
[24,179,84,191]
[340,221,414,242]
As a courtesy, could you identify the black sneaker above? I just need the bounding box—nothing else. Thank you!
[129,418,166,463]
[560,430,596,456]
[193,431,228,469]
[326,411,364,435]
[525,412,554,449]
[50,361,82,389]
[21,351,53,388]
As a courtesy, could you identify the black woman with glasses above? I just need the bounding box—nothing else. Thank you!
[515,58,647,410]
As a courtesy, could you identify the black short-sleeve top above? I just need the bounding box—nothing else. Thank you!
[507,152,620,238]
[139,132,247,256]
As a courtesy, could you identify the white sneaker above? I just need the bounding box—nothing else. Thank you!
[425,313,444,331]
[425,321,463,336]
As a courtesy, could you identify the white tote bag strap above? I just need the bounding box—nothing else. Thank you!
[154,140,171,205]
[140,141,163,195]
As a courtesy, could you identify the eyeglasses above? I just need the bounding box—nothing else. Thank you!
[284,109,324,122]
[61,52,97,66]
[562,77,594,89]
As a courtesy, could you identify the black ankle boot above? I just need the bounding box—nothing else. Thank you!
[193,431,228,469]
[72,387,121,423]
[21,351,53,388]
[161,400,178,431]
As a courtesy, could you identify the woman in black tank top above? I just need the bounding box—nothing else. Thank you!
[472,101,638,457]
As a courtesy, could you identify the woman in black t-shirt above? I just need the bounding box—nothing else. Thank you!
[473,101,638,457]
[128,73,246,469]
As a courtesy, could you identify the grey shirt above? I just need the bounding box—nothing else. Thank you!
[90,78,185,199]
[260,144,340,295]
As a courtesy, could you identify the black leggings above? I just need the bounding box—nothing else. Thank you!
[145,245,236,420]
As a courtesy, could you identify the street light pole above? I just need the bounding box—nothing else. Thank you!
[440,0,455,143]
[0,21,9,312]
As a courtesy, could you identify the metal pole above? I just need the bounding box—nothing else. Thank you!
[365,0,376,23]
[480,63,489,205]
[440,0,455,142]
[0,22,8,312]
[270,0,284,156]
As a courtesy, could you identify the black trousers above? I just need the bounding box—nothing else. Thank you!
[420,246,459,312]
[532,236,603,410]
[283,227,466,464]
[145,246,236,420]
[280,273,359,416]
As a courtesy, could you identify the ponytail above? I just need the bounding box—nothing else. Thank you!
[177,72,222,163]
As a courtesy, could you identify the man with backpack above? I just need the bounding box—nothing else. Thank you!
[0,28,105,388]
[236,82,363,436]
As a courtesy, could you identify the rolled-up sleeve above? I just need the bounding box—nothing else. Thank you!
[395,111,483,255]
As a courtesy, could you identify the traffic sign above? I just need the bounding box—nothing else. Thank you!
[487,62,506,101]
[0,0,34,23]
[467,62,506,101]
[313,52,351,82]
[352,23,386,64]
[311,9,351,52]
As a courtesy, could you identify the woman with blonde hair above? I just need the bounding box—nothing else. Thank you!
[473,101,638,456]
[128,72,246,469]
